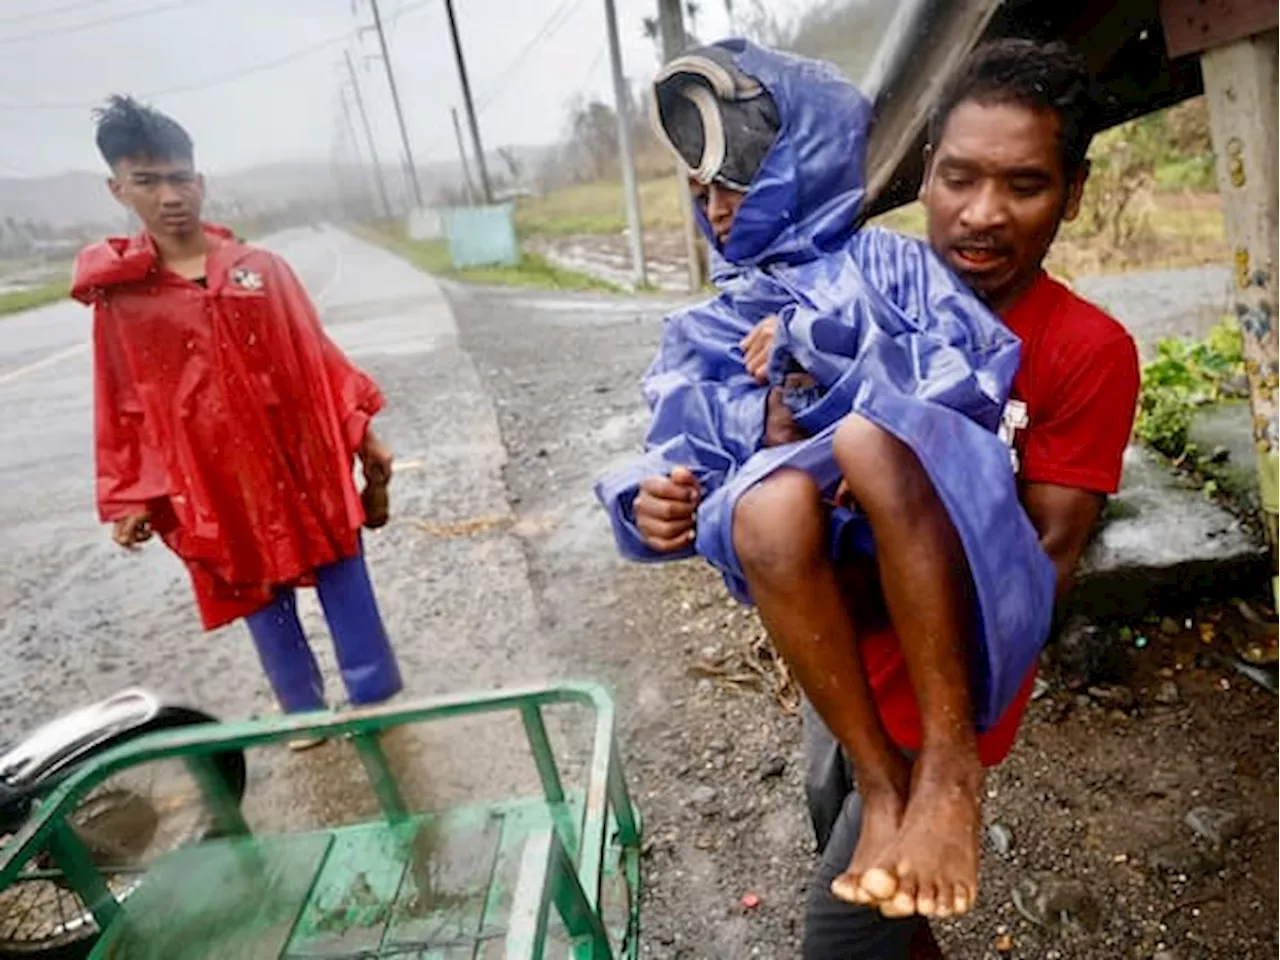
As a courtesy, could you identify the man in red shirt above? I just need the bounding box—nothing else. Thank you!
[74,96,402,736]
[632,41,1138,956]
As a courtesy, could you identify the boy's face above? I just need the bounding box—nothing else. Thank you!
[109,155,204,241]
[689,177,747,246]
[919,99,1087,312]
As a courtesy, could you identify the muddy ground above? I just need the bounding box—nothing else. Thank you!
[447,279,1277,960]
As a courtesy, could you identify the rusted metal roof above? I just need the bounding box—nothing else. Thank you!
[859,0,1210,218]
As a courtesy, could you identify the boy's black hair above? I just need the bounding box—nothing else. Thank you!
[93,95,193,167]
[928,39,1101,177]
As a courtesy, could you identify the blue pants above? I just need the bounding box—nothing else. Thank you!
[244,548,402,712]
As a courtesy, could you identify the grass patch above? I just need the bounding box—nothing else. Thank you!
[367,229,620,292]
[515,178,689,237]
[0,277,69,317]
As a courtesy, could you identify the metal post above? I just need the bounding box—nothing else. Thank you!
[366,0,424,208]
[443,0,493,204]
[450,106,479,205]
[344,49,395,221]
[657,0,705,292]
[1200,29,1280,567]
[603,0,648,288]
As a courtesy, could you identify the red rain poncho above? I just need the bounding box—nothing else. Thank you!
[73,224,383,629]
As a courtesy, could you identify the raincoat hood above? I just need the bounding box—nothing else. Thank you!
[652,38,872,269]
[72,223,238,303]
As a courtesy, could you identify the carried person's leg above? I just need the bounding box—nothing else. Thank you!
[245,587,326,713]
[315,543,403,706]
[831,414,983,918]
[734,469,911,911]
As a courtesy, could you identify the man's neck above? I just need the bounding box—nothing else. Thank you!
[153,232,208,271]
[153,228,208,278]
[988,268,1044,318]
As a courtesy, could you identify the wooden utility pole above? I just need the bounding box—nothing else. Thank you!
[603,0,648,289]
[443,0,493,204]
[343,49,394,221]
[365,0,424,208]
[1160,0,1279,588]
[337,87,377,220]
[451,107,479,205]
[656,0,705,292]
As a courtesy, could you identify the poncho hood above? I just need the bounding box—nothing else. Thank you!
[654,38,872,270]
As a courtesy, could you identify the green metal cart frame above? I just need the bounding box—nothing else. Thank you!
[0,681,642,959]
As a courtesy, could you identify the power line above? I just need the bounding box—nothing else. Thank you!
[0,0,117,28]
[0,1,430,111]
[476,0,589,115]
[0,0,205,47]
[0,31,355,109]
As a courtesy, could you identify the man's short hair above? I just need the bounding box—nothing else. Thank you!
[928,39,1100,177]
[94,95,193,168]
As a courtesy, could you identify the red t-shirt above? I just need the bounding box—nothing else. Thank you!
[862,271,1140,766]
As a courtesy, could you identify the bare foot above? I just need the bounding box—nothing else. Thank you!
[859,748,983,918]
[830,776,908,906]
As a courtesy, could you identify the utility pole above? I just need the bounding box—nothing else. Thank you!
[603,0,648,288]
[363,0,423,208]
[450,107,479,205]
[443,0,493,204]
[656,0,704,291]
[343,49,394,221]
[337,87,375,220]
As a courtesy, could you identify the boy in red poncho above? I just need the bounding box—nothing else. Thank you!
[73,96,402,734]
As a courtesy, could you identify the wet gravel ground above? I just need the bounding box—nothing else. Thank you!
[447,279,1277,960]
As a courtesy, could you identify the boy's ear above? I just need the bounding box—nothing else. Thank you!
[107,176,124,204]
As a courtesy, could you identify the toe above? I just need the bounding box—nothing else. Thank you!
[881,872,917,918]
[914,881,938,918]
[859,866,899,901]
[851,883,876,906]
[952,883,974,916]
[830,872,861,904]
[880,891,916,918]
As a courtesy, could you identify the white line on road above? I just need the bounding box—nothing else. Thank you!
[0,343,88,386]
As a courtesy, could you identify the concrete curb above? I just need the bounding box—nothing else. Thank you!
[1069,445,1270,619]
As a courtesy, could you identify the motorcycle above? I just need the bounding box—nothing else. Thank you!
[0,690,246,959]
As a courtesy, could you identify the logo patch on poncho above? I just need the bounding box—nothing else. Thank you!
[231,268,264,291]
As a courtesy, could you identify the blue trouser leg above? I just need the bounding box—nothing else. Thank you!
[314,547,403,705]
[244,588,326,713]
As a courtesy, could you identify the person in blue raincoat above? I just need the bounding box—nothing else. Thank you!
[597,39,1139,957]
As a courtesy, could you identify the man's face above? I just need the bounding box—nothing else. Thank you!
[920,100,1087,312]
[689,177,747,246]
[108,155,204,240]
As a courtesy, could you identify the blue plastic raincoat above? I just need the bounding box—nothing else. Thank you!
[595,40,1056,728]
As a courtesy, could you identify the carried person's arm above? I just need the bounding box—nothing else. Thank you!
[598,302,781,559]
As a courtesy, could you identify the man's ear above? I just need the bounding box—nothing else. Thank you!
[917,144,934,203]
[1061,159,1090,223]
[107,176,124,204]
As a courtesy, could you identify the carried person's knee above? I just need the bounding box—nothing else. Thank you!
[732,469,825,578]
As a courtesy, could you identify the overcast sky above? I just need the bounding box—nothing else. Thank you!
[0,0,813,179]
